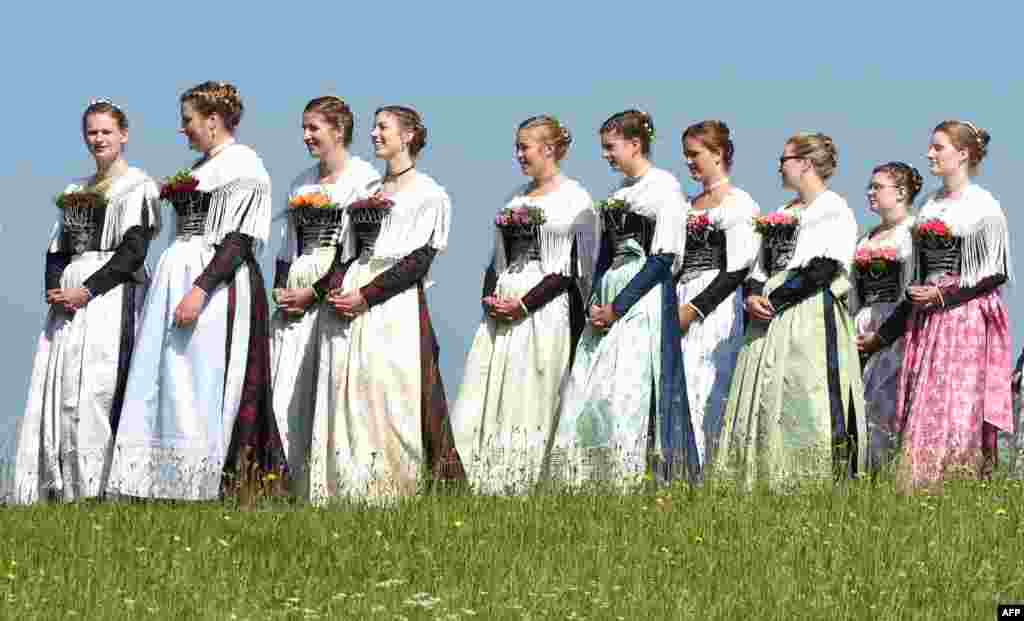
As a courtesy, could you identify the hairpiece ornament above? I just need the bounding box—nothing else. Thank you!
[635,110,655,141]
[549,115,571,142]
[88,98,121,111]
[962,120,986,150]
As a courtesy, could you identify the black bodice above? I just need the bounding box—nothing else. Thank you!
[919,236,962,281]
[292,207,345,255]
[603,210,655,257]
[168,191,211,240]
[61,205,108,254]
[763,227,798,276]
[857,261,903,306]
[501,224,541,264]
[350,206,387,257]
[678,228,726,283]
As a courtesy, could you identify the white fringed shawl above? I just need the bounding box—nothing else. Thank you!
[913,184,1012,288]
[275,157,380,264]
[847,216,915,316]
[679,186,761,273]
[608,166,686,259]
[48,167,162,253]
[748,191,857,283]
[491,177,599,302]
[360,172,451,259]
[192,143,272,255]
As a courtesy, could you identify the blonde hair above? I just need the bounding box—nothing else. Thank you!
[181,81,244,131]
[786,132,838,180]
[933,120,991,175]
[518,115,573,162]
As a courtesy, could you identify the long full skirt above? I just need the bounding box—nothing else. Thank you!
[547,255,661,487]
[894,283,1011,488]
[854,302,904,473]
[676,270,744,467]
[269,247,334,485]
[714,273,867,491]
[11,251,144,504]
[108,237,282,500]
[306,255,460,504]
[452,261,574,494]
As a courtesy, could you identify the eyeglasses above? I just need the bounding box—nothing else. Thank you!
[778,156,804,166]
[865,183,900,193]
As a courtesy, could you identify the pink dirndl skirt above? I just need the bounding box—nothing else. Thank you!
[894,278,1012,488]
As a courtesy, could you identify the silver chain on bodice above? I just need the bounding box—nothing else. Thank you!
[919,237,962,281]
[501,225,541,265]
[349,207,387,257]
[603,210,654,267]
[62,205,106,254]
[678,229,725,284]
[170,191,209,240]
[292,207,345,255]
[764,228,798,277]
[857,262,903,306]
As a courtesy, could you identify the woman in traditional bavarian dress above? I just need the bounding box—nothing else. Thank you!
[269,97,379,489]
[849,162,920,473]
[675,121,760,468]
[12,100,160,504]
[108,82,285,500]
[305,105,462,503]
[547,110,697,487]
[714,132,866,490]
[451,115,597,494]
[860,121,1011,490]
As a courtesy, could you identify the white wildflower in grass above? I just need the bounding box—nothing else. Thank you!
[375,578,407,588]
[403,592,441,609]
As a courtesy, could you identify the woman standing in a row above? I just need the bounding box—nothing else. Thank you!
[675,120,760,468]
[270,97,379,491]
[549,110,695,486]
[860,121,1011,491]
[716,132,866,490]
[307,105,462,503]
[452,115,596,494]
[14,100,161,503]
[108,81,285,500]
[850,162,919,472]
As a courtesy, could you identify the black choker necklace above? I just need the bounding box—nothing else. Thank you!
[385,164,415,180]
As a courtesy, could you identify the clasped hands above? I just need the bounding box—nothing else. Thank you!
[46,287,92,314]
[482,295,526,322]
[327,288,368,320]
[273,287,316,317]
[857,285,942,357]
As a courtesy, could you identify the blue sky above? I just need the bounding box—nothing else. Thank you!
[1,2,1022,455]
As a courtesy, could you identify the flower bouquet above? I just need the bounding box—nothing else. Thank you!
[913,219,953,247]
[159,169,200,200]
[854,246,899,277]
[753,211,799,236]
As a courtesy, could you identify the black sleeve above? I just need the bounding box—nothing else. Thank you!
[1015,348,1024,376]
[767,258,840,315]
[939,274,1007,309]
[877,299,912,346]
[45,251,71,292]
[482,259,497,299]
[610,253,675,317]
[193,232,254,294]
[689,268,751,318]
[81,225,151,297]
[521,274,573,313]
[360,244,437,308]
[273,260,291,290]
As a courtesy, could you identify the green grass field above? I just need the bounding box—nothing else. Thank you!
[1,477,1022,620]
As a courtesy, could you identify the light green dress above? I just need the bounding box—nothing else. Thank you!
[714,191,867,491]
